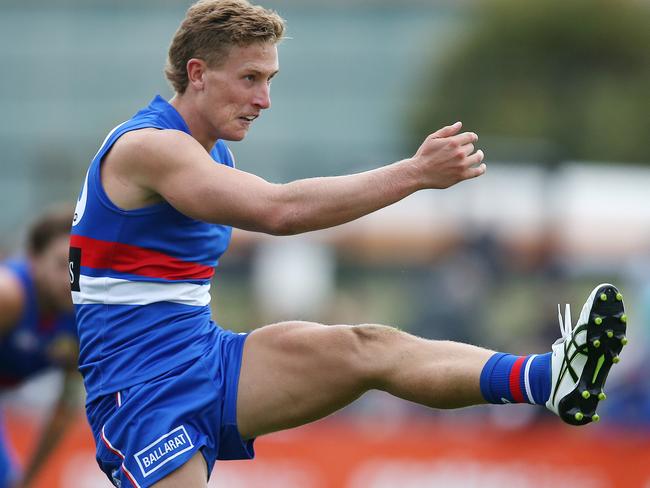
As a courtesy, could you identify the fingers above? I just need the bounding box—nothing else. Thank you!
[414,124,486,187]
[450,133,479,159]
[466,149,485,166]
[430,121,462,139]
[463,162,487,180]
[450,131,478,146]
[459,150,486,180]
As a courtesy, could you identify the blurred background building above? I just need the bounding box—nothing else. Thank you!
[1,0,649,486]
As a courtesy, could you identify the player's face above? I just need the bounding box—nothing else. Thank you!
[32,234,73,312]
[201,42,279,141]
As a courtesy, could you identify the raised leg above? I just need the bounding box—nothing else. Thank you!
[236,321,494,439]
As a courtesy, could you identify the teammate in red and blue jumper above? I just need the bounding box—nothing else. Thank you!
[0,206,79,488]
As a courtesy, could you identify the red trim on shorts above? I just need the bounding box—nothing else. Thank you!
[101,427,140,488]
[121,466,140,488]
[101,429,123,459]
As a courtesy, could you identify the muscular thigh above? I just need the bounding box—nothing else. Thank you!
[236,322,376,440]
[151,452,207,488]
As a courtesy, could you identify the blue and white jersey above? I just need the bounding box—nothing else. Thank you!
[70,95,234,402]
[0,258,77,388]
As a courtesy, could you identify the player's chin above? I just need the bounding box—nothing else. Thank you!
[224,127,249,142]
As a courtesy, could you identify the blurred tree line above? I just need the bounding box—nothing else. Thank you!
[411,0,650,165]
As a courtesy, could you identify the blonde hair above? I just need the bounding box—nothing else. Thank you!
[165,0,285,94]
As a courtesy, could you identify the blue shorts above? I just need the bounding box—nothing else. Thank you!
[0,412,18,488]
[86,327,254,488]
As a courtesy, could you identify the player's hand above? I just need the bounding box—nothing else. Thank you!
[409,121,486,189]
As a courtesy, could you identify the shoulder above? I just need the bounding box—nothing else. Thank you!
[104,128,207,197]
[0,266,26,333]
[110,128,205,170]
[118,128,198,152]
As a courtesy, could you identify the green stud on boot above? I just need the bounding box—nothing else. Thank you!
[606,330,614,338]
[581,390,591,399]
[621,337,629,346]
[593,339,601,348]
[598,392,607,401]
[600,293,607,301]
[574,411,584,421]
[594,317,603,325]
[612,356,620,364]
[621,314,627,323]
[592,414,600,423]
[616,293,623,301]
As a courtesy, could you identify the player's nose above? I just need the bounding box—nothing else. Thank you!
[253,84,271,110]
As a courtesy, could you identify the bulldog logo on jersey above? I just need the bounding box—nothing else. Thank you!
[134,425,194,477]
[72,170,89,227]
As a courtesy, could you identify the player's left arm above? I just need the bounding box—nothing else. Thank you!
[0,268,25,337]
[19,345,80,488]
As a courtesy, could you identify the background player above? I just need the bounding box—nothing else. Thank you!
[0,206,79,488]
[70,1,628,487]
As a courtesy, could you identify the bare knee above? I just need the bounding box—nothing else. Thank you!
[246,321,400,392]
[351,323,398,341]
[346,323,401,389]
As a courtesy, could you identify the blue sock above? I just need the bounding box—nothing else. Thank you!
[479,352,551,405]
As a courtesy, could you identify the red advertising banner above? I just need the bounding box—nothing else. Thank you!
[7,412,650,487]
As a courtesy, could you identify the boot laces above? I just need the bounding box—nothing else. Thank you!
[557,303,572,340]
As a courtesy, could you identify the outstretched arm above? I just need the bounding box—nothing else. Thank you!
[260,123,484,234]
[106,121,485,235]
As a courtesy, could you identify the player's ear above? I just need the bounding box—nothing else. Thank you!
[186,58,207,91]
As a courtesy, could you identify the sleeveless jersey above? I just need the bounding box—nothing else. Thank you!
[0,258,77,388]
[70,95,234,402]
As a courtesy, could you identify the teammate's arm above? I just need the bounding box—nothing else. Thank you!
[19,368,80,488]
[114,122,484,236]
[0,269,25,336]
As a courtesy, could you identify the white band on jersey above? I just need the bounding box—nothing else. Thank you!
[72,275,211,307]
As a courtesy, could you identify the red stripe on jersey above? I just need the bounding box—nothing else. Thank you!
[508,356,526,403]
[70,234,214,281]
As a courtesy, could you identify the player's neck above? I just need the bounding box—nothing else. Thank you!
[169,95,216,152]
